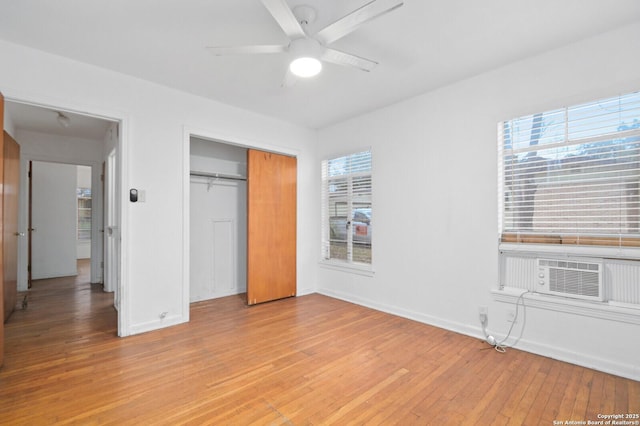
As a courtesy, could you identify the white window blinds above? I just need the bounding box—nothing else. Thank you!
[321,150,372,265]
[498,91,640,246]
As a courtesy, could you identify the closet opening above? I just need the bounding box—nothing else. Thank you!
[189,137,247,303]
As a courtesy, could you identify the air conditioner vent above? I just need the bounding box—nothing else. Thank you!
[537,259,603,301]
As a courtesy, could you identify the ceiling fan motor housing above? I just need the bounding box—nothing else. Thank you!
[289,37,322,58]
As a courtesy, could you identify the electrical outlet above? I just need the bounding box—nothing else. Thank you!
[507,309,516,323]
[479,306,488,324]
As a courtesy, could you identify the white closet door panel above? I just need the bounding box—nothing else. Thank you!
[212,219,234,293]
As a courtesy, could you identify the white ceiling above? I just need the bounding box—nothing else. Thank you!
[2,0,640,131]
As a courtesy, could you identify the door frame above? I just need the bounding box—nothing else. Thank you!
[182,127,300,315]
[4,93,129,336]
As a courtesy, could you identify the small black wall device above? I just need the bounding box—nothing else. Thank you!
[129,188,138,202]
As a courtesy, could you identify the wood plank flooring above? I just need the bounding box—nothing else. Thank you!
[1,261,638,425]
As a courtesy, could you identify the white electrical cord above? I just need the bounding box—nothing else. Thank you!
[482,290,530,353]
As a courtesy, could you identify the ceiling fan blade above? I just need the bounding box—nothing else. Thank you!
[321,48,378,72]
[206,45,287,56]
[261,0,306,39]
[315,0,404,45]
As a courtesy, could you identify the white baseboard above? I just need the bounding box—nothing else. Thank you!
[32,268,78,280]
[297,286,315,297]
[127,313,188,336]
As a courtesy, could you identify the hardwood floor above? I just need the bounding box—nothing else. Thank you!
[1,263,638,425]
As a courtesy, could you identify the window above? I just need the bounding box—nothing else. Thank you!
[77,187,92,240]
[321,150,372,266]
[498,91,640,246]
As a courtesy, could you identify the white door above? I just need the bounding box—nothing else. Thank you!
[31,161,78,279]
[104,148,120,309]
[190,177,246,302]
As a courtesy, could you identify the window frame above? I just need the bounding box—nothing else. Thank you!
[320,149,374,275]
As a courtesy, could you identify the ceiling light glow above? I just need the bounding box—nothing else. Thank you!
[289,57,322,78]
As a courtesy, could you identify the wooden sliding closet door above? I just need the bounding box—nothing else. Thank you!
[3,131,20,323]
[246,149,296,305]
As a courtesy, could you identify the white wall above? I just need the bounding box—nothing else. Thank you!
[0,38,318,336]
[318,22,640,380]
[191,137,247,177]
[17,129,104,163]
[77,164,92,187]
[31,161,78,279]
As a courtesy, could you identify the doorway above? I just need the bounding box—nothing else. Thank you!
[4,100,124,334]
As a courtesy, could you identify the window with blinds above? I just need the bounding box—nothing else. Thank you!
[321,150,372,265]
[77,187,92,241]
[498,91,640,246]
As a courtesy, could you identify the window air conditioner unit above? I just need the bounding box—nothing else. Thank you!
[536,259,604,302]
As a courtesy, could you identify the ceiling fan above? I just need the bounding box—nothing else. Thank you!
[207,0,404,86]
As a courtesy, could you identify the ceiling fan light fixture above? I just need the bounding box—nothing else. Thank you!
[289,56,322,78]
[288,37,322,78]
[57,111,71,128]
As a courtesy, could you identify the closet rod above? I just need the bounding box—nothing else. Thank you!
[190,171,247,181]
